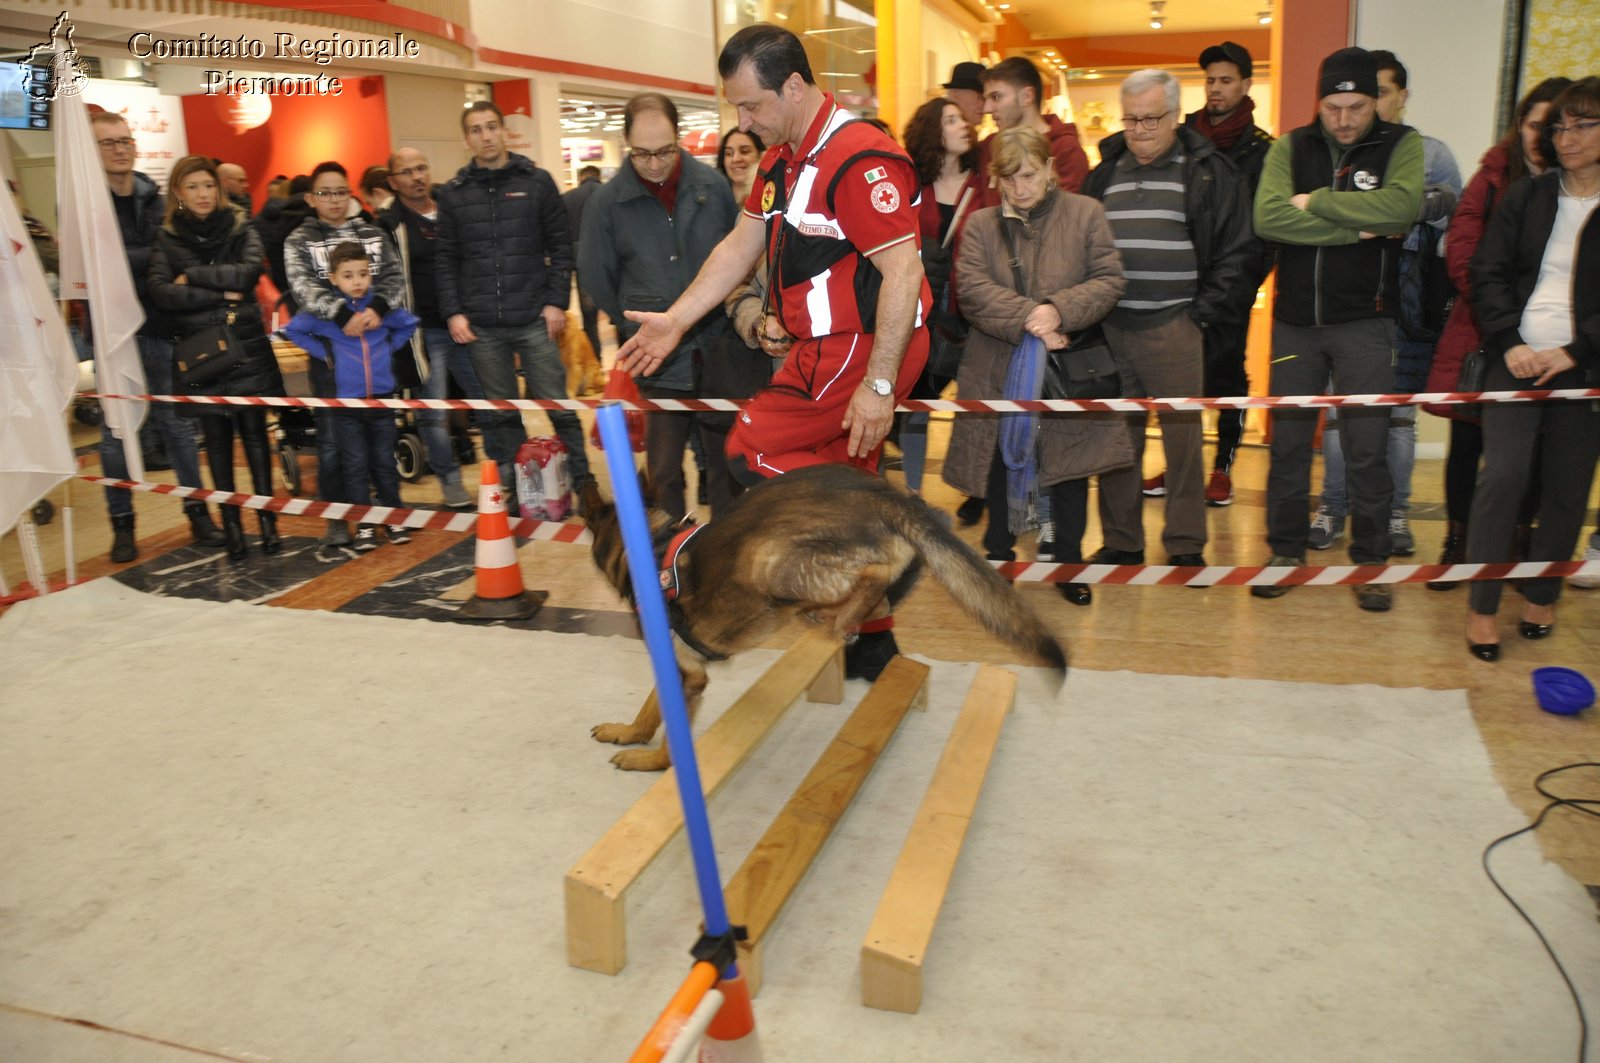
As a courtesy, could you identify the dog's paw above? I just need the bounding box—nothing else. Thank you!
[592,722,650,745]
[611,747,671,772]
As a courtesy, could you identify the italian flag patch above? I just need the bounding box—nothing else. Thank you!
[863,166,888,183]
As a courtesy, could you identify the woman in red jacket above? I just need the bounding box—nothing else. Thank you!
[901,97,982,504]
[1420,77,1570,582]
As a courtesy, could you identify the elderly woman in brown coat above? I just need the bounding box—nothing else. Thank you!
[942,126,1131,605]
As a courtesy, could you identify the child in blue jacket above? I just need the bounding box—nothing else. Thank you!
[284,241,420,550]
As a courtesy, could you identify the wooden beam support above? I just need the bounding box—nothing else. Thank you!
[564,629,844,974]
[725,656,930,996]
[860,664,1016,1013]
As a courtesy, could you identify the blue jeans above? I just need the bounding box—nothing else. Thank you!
[418,326,489,485]
[466,322,590,487]
[1319,406,1415,518]
[100,335,204,519]
[331,409,402,510]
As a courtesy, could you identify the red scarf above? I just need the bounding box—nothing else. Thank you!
[1187,95,1256,151]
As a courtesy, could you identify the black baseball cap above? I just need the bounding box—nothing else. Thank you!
[943,61,986,93]
[1198,41,1253,79]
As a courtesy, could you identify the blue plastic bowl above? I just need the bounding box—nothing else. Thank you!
[1532,667,1596,715]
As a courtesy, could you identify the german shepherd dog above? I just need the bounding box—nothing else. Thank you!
[582,463,1066,771]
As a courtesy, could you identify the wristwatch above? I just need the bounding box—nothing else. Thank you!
[865,377,893,397]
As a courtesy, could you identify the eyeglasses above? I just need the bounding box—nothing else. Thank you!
[96,137,136,150]
[628,146,678,164]
[1549,120,1600,137]
[312,188,352,199]
[1121,113,1171,130]
[392,165,429,179]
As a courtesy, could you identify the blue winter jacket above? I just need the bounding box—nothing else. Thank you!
[284,295,419,398]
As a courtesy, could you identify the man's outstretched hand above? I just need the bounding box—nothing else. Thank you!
[614,310,684,377]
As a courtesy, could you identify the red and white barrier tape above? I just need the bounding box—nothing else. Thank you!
[72,475,1600,587]
[76,475,593,544]
[91,388,1600,415]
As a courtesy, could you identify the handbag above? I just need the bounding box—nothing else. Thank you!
[1454,345,1489,419]
[174,307,246,389]
[698,335,772,433]
[998,218,1121,401]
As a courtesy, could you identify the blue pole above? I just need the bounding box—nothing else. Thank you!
[594,403,735,960]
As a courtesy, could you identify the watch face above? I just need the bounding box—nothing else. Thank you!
[870,378,893,396]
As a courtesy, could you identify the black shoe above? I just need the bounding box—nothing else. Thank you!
[184,504,226,548]
[109,514,138,563]
[1167,553,1205,567]
[258,510,281,555]
[220,509,248,562]
[1089,547,1144,565]
[1468,640,1501,662]
[1519,620,1554,640]
[1059,582,1092,606]
[956,497,984,527]
[845,629,899,681]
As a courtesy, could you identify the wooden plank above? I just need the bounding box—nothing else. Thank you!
[564,629,844,974]
[725,655,930,996]
[860,665,1016,1013]
[806,644,845,705]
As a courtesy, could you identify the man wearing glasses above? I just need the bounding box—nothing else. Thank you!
[1251,47,1424,611]
[284,160,407,557]
[1080,69,1256,572]
[89,110,225,562]
[436,100,588,498]
[578,93,737,520]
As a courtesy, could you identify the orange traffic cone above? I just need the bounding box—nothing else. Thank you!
[698,967,762,1061]
[459,461,547,621]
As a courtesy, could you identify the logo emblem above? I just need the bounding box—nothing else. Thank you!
[1353,169,1379,191]
[869,181,900,214]
[22,12,90,102]
[1334,80,1355,92]
[760,180,776,212]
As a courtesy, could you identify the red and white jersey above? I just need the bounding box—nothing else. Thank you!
[743,95,931,340]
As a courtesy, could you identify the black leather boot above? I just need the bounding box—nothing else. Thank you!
[258,510,281,555]
[1426,521,1467,591]
[185,503,226,548]
[109,514,137,563]
[221,507,248,562]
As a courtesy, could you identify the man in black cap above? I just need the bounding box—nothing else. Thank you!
[1140,41,1276,508]
[942,61,986,129]
[1250,46,1424,612]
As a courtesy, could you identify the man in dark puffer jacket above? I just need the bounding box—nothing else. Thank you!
[436,100,589,492]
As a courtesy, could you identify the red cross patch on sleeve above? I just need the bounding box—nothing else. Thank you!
[869,181,900,213]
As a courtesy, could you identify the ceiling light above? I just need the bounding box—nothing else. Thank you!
[1150,17,1163,28]
[1257,10,1272,23]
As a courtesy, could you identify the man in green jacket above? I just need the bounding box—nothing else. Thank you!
[1250,46,1423,612]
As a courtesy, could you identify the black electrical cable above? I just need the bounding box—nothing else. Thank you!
[1480,762,1600,1063]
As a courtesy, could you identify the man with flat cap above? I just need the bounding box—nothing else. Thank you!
[1250,46,1423,612]
[943,61,986,129]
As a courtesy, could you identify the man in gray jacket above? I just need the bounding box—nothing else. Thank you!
[580,93,738,519]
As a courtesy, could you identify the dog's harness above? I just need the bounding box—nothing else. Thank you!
[654,520,728,662]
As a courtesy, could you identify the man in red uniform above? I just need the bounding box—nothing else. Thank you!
[617,22,930,678]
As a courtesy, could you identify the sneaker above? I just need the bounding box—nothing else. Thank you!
[844,629,899,681]
[1354,583,1394,612]
[1388,515,1415,557]
[1250,554,1304,599]
[1571,544,1600,590]
[1307,507,1344,551]
[1036,519,1055,562]
[384,524,413,545]
[441,479,474,510]
[315,542,356,564]
[956,496,985,527]
[322,518,353,547]
[1141,473,1167,497]
[1204,470,1234,507]
[352,524,381,552]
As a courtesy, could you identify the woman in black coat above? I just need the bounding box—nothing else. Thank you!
[1463,77,1600,660]
[149,154,285,561]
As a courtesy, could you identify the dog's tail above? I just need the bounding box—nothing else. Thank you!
[894,497,1068,680]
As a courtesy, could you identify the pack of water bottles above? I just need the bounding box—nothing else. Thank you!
[514,436,572,520]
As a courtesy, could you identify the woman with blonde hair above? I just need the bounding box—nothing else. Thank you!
[941,126,1131,605]
[148,154,285,561]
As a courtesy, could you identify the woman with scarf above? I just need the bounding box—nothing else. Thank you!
[149,154,285,562]
[941,126,1131,605]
